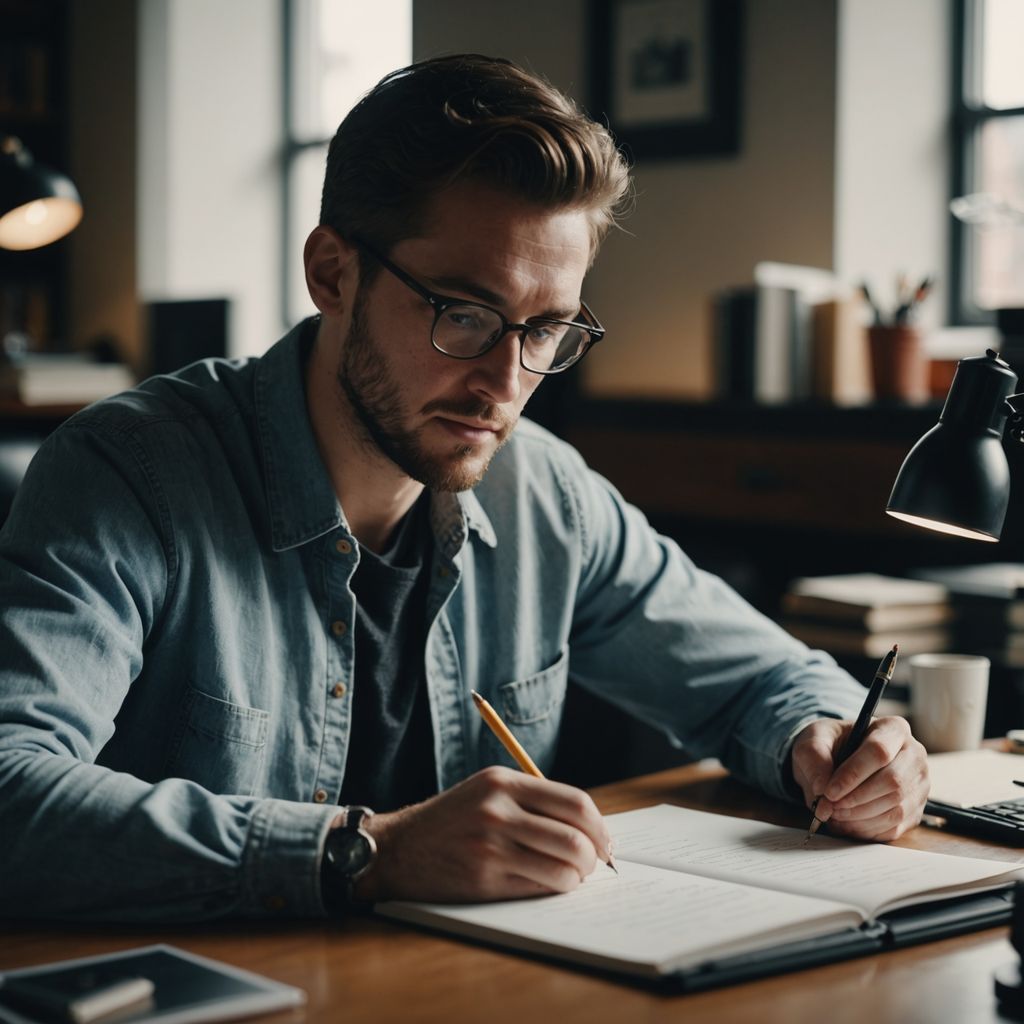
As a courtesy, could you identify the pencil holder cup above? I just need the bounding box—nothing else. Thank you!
[869,325,928,403]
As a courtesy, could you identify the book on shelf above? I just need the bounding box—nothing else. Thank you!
[379,804,1018,988]
[782,619,950,658]
[753,282,807,404]
[713,284,807,403]
[782,573,953,632]
[712,286,757,399]
[810,298,870,405]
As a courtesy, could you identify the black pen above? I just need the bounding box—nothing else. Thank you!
[804,643,899,842]
[859,282,883,325]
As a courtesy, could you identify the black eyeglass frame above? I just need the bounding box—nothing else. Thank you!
[355,239,606,375]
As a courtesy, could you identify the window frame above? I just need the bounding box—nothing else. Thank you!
[949,0,1024,325]
[280,0,333,330]
[280,0,413,329]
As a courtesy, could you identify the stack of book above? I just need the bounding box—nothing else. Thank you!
[910,563,1024,664]
[780,572,954,658]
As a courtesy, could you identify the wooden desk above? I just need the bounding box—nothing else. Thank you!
[3,762,1023,1023]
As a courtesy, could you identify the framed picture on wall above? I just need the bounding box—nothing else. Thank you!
[589,0,743,160]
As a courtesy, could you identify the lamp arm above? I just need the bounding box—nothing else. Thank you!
[1006,394,1024,443]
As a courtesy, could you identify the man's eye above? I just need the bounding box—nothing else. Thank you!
[445,310,485,331]
[527,323,567,345]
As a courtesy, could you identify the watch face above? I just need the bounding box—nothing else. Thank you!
[328,830,373,876]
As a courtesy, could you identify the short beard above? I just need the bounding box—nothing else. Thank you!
[338,288,515,492]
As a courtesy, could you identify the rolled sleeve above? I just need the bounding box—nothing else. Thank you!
[241,799,339,918]
[563,454,869,801]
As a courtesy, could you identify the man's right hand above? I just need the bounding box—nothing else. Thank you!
[351,766,613,903]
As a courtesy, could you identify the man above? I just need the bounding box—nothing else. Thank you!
[0,55,927,921]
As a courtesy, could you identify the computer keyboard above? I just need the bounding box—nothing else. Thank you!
[981,799,1024,820]
[926,797,1024,844]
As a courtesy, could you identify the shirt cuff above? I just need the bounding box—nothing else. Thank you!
[240,798,340,918]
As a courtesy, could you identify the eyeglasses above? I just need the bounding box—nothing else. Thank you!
[356,239,605,375]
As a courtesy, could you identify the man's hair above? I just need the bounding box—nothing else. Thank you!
[319,53,631,262]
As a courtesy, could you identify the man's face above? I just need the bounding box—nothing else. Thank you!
[335,181,593,492]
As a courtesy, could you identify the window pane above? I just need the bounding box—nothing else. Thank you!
[291,0,412,140]
[970,115,1024,309]
[286,0,412,325]
[981,0,1024,109]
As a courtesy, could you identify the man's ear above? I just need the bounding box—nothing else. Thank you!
[304,226,360,316]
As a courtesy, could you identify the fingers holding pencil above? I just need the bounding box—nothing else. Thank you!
[472,690,618,875]
[355,767,613,903]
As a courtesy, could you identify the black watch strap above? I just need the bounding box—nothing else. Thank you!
[320,805,377,915]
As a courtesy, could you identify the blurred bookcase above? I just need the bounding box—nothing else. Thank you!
[0,0,71,351]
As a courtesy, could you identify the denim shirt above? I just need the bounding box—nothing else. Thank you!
[0,320,866,922]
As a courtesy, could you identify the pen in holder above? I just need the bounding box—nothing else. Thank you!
[861,276,933,403]
[868,325,928,403]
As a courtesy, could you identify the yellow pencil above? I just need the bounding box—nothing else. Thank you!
[471,689,543,776]
[470,689,617,873]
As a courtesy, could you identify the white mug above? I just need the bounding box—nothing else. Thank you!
[908,653,990,753]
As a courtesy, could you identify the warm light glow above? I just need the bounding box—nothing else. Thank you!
[0,196,82,250]
[885,509,1000,542]
[23,200,47,225]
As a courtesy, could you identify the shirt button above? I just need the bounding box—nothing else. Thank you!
[314,789,329,803]
[335,539,352,555]
[438,566,449,578]
[332,682,346,698]
[331,620,347,637]
[265,895,287,912]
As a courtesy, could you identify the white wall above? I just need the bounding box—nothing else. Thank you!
[137,0,282,359]
[834,0,951,333]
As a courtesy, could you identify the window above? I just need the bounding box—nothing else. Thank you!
[282,0,412,327]
[951,0,1024,323]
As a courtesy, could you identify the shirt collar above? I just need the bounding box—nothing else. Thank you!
[431,489,498,558]
[254,318,344,552]
[254,318,498,555]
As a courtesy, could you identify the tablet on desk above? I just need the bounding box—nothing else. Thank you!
[925,749,1024,846]
[0,945,305,1024]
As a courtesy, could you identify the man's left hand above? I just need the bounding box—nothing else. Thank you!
[790,717,929,842]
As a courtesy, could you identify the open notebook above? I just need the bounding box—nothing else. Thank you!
[379,804,1021,988]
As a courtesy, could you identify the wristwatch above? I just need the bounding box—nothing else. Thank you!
[320,805,377,914]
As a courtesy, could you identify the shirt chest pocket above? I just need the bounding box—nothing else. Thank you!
[479,645,569,776]
[166,686,270,797]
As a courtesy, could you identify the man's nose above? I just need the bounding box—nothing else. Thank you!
[466,330,523,405]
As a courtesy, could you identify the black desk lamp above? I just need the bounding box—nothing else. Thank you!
[0,136,82,251]
[886,349,1024,541]
[889,353,1024,1016]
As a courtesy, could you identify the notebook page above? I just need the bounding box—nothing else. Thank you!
[380,858,861,977]
[927,749,1024,807]
[609,805,1022,917]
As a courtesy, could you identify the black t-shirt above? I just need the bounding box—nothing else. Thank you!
[337,495,438,813]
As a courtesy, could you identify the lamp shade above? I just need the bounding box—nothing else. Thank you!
[0,136,82,251]
[886,350,1018,541]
